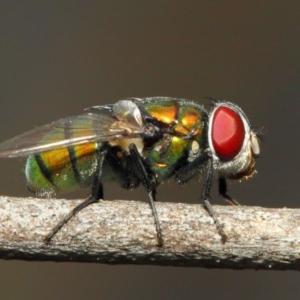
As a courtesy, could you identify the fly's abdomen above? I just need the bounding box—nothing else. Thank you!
[25,143,99,198]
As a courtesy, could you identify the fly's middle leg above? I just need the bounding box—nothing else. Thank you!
[128,143,163,247]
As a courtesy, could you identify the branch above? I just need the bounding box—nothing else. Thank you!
[0,195,299,270]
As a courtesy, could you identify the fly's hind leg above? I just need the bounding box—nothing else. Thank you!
[45,149,106,242]
[218,176,239,206]
[128,143,163,247]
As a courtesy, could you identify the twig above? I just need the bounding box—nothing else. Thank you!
[0,195,299,270]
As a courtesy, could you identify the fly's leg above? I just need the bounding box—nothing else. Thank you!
[218,176,239,206]
[128,143,163,247]
[45,150,106,242]
[175,152,228,243]
[105,148,139,190]
[175,151,209,184]
[202,158,228,243]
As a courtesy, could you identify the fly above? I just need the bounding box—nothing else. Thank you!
[0,97,260,245]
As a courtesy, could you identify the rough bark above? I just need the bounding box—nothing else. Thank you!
[0,196,299,270]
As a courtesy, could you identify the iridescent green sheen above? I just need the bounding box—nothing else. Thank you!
[26,146,99,198]
[26,155,56,198]
[25,97,208,196]
[141,98,208,182]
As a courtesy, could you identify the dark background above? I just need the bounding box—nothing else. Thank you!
[0,1,300,299]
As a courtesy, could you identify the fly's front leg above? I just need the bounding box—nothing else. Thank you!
[128,143,163,247]
[45,149,106,242]
[218,176,239,206]
[175,151,210,184]
[175,151,227,243]
[202,158,228,243]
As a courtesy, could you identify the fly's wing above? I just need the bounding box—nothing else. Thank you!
[0,100,146,158]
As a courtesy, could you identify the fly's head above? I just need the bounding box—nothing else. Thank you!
[207,101,260,180]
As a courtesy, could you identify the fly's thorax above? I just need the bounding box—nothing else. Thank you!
[140,97,206,124]
[208,101,260,179]
[136,98,208,182]
[140,97,208,147]
[143,134,190,182]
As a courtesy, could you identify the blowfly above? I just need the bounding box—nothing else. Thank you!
[0,97,260,245]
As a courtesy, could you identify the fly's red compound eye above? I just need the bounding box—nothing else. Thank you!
[211,106,245,161]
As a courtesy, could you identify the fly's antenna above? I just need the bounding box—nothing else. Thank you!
[255,126,267,141]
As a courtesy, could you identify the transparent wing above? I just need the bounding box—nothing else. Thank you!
[0,100,146,158]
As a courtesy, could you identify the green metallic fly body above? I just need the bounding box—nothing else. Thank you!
[0,97,260,245]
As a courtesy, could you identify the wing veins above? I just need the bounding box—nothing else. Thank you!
[0,112,144,158]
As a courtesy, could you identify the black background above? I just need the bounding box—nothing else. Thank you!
[1,2,300,299]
